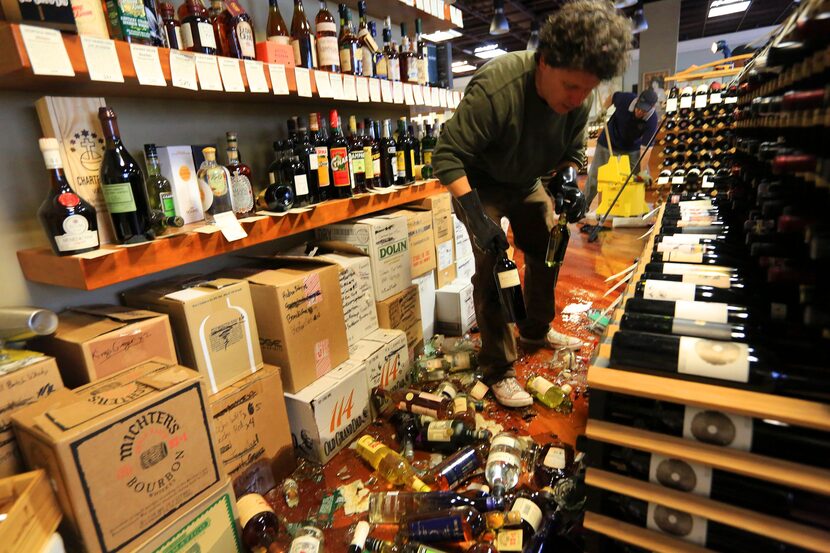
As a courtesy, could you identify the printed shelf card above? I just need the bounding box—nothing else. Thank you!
[439,88,448,107]
[194,54,222,91]
[80,36,123,83]
[130,43,166,86]
[314,70,333,98]
[369,78,381,102]
[213,211,248,241]
[380,79,393,103]
[413,85,424,105]
[392,81,404,104]
[244,60,269,93]
[330,73,345,100]
[269,64,289,95]
[403,84,415,105]
[20,25,75,77]
[295,67,312,97]
[218,57,245,92]
[343,75,357,101]
[356,77,370,102]
[170,50,198,90]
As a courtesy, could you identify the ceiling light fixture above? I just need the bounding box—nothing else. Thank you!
[631,3,648,34]
[489,0,509,35]
[711,39,732,58]
[614,0,637,8]
[422,29,463,42]
[474,44,508,59]
[526,20,540,51]
[708,0,751,18]
[452,61,477,73]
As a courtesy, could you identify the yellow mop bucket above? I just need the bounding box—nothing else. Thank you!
[596,153,649,217]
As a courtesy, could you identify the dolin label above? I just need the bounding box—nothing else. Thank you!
[378,240,407,259]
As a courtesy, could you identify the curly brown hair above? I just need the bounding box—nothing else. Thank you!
[537,0,631,81]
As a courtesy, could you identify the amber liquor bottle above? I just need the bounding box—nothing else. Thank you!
[215,0,256,60]
[315,0,339,72]
[290,0,316,68]
[179,0,217,54]
[338,3,361,75]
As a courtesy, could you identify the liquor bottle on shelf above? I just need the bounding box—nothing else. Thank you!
[383,17,400,81]
[294,120,320,204]
[98,107,155,244]
[678,85,694,115]
[368,21,380,76]
[143,144,178,223]
[159,2,184,50]
[634,279,746,305]
[261,169,295,212]
[424,443,491,490]
[620,311,749,342]
[337,4,361,76]
[179,0,217,54]
[414,419,490,453]
[415,18,427,85]
[421,122,436,165]
[363,119,380,188]
[347,115,366,192]
[410,123,421,165]
[485,432,523,499]
[289,526,323,553]
[290,0,316,68]
[401,507,485,543]
[368,490,502,524]
[396,117,415,184]
[226,147,255,218]
[314,0,339,72]
[37,138,99,256]
[197,147,234,223]
[238,494,280,553]
[356,0,376,78]
[625,297,750,325]
[328,110,352,199]
[284,154,311,208]
[378,119,397,187]
[310,112,331,201]
[266,0,289,43]
[214,0,256,60]
[399,22,417,83]
[347,521,370,553]
[355,435,431,491]
[494,253,527,322]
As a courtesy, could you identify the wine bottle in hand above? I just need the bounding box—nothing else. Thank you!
[494,253,527,323]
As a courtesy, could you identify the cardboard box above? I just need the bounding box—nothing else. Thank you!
[136,480,241,553]
[453,214,474,261]
[0,353,64,477]
[0,470,62,553]
[221,258,348,394]
[375,285,423,359]
[316,247,379,349]
[350,329,409,416]
[283,359,371,464]
[12,360,225,553]
[412,271,436,342]
[456,255,475,285]
[209,365,295,498]
[436,281,477,336]
[385,209,436,278]
[315,215,411,302]
[156,146,204,225]
[408,193,456,288]
[122,277,262,394]
[31,306,177,388]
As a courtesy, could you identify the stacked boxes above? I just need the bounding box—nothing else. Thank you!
[409,192,456,288]
[375,284,423,360]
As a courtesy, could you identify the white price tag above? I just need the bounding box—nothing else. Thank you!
[244,60,269,93]
[413,85,424,105]
[356,76,370,102]
[679,96,693,109]
[269,63,289,95]
[295,67,312,97]
[20,25,74,77]
[694,95,707,109]
[381,79,393,103]
[439,88,448,107]
[169,50,198,90]
[709,93,722,104]
[314,70,333,97]
[431,87,440,106]
[403,84,415,105]
[194,54,222,90]
[218,57,245,92]
[657,176,670,185]
[130,43,166,86]
[702,176,714,189]
[666,98,678,113]
[343,74,357,101]
[213,211,248,242]
[330,72,345,99]
[369,78,381,102]
[725,96,737,104]
[393,81,404,103]
[80,36,123,82]
[671,176,685,185]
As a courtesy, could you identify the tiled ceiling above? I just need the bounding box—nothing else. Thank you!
[449,0,796,71]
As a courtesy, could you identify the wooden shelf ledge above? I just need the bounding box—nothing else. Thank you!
[17,180,444,290]
[584,512,712,553]
[586,468,830,553]
[586,420,830,496]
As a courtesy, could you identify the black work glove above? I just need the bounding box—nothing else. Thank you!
[457,190,509,255]
[548,166,587,223]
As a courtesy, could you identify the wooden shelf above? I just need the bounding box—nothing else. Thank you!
[586,420,830,496]
[339,0,460,33]
[0,23,457,108]
[584,512,712,553]
[17,180,444,290]
[586,468,830,552]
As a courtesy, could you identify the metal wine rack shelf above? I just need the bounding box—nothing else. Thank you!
[17,179,444,290]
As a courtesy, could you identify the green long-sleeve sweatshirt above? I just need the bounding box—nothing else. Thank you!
[433,51,590,191]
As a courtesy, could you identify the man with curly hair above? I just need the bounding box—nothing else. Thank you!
[433,0,630,407]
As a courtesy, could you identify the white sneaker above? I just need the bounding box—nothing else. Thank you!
[491,377,533,408]
[520,328,583,350]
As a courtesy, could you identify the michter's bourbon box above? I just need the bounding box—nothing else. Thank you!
[35,96,116,244]
[11,360,224,553]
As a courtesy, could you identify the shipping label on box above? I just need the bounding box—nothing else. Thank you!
[284,360,371,464]
[455,256,475,284]
[209,365,295,497]
[317,250,379,348]
[412,271,436,342]
[436,282,477,336]
[122,278,262,394]
[385,210,436,278]
[453,214,474,261]
[137,480,241,553]
[315,216,411,301]
[12,360,224,553]
[0,353,64,477]
[223,258,348,394]
[156,146,204,224]
[33,305,177,388]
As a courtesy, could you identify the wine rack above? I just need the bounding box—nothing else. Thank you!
[584,3,830,549]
